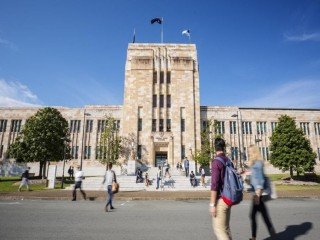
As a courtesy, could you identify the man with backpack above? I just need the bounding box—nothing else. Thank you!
[209,137,243,240]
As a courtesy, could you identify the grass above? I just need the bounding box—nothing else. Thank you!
[0,176,71,192]
[267,173,320,183]
[275,185,320,191]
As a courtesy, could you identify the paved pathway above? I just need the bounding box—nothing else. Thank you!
[0,198,319,240]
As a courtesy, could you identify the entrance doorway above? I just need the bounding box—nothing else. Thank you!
[155,152,167,167]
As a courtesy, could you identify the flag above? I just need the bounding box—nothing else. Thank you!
[133,28,136,43]
[151,17,162,24]
[182,29,190,37]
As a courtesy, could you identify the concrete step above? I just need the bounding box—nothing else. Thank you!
[67,174,211,191]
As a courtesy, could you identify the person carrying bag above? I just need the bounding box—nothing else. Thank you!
[102,162,118,212]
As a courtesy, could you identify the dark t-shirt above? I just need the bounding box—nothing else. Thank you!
[211,153,228,198]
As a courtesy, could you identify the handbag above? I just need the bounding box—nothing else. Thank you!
[112,182,119,194]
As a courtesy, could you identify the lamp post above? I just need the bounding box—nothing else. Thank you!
[80,110,91,170]
[61,137,66,189]
[231,113,242,170]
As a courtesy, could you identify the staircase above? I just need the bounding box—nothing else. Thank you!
[67,167,210,191]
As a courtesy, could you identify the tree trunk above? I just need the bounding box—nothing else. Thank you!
[42,161,47,179]
[39,162,43,178]
[290,166,293,179]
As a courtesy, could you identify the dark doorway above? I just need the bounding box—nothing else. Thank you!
[155,152,167,167]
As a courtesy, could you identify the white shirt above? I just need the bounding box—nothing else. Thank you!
[201,168,205,175]
[103,170,114,188]
[75,170,84,182]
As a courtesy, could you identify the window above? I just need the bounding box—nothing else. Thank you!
[153,71,157,84]
[116,120,120,130]
[160,71,164,84]
[166,119,171,132]
[138,118,142,131]
[159,119,164,132]
[153,95,157,108]
[167,95,171,108]
[231,147,238,161]
[181,119,185,132]
[86,120,93,133]
[96,146,102,159]
[314,123,320,135]
[215,121,225,134]
[137,145,142,159]
[10,120,22,133]
[202,121,208,131]
[84,146,91,159]
[300,122,310,135]
[0,120,7,132]
[242,121,252,134]
[167,71,171,84]
[271,122,278,132]
[318,148,320,160]
[181,145,186,159]
[230,121,237,134]
[97,120,106,133]
[71,146,79,159]
[257,122,267,134]
[70,120,81,133]
[160,95,164,108]
[260,147,269,161]
[152,119,157,132]
[0,145,3,158]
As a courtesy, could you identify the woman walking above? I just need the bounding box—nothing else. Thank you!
[102,162,117,212]
[248,145,276,240]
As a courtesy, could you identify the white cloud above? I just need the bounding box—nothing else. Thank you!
[284,32,320,42]
[240,79,320,108]
[0,79,41,107]
[0,37,18,51]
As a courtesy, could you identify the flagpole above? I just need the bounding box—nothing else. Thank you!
[161,17,163,43]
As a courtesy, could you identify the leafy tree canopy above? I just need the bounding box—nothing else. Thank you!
[269,115,316,178]
[97,115,122,168]
[8,107,70,177]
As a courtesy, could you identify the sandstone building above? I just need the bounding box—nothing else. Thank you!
[1,44,320,173]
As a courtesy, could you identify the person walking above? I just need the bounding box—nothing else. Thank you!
[156,166,161,189]
[200,166,206,187]
[72,166,86,201]
[248,145,276,240]
[102,162,117,212]
[209,137,233,240]
[183,157,189,177]
[18,168,31,191]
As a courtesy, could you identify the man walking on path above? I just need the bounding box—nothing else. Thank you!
[18,168,31,191]
[72,166,86,201]
[209,137,233,240]
[183,157,189,177]
[102,162,117,212]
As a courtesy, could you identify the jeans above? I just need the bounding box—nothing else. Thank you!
[156,177,160,189]
[250,196,274,238]
[106,185,113,207]
[72,181,86,200]
[185,167,189,177]
[212,198,232,240]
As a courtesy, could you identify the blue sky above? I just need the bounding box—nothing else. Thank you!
[0,0,319,108]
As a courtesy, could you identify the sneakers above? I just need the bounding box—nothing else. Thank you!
[110,206,115,210]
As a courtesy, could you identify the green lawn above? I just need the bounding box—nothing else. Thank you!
[275,184,320,191]
[0,176,70,192]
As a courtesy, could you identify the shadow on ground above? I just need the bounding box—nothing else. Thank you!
[264,222,312,240]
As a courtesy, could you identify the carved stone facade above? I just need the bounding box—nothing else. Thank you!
[0,43,320,171]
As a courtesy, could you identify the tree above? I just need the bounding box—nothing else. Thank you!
[97,115,122,168]
[8,107,70,178]
[194,120,215,168]
[269,115,316,178]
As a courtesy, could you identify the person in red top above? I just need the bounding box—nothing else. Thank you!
[209,137,233,240]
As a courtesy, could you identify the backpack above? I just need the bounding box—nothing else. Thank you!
[216,157,244,206]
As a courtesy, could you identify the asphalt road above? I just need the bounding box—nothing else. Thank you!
[0,198,319,240]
